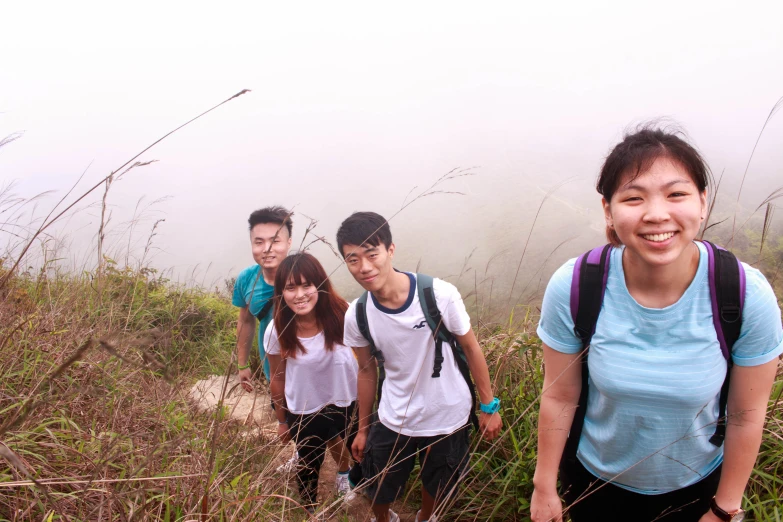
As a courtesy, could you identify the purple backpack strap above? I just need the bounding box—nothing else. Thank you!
[703,240,746,361]
[562,244,612,465]
[570,245,612,346]
[701,240,745,447]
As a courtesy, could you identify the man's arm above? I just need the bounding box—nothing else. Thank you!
[698,358,779,522]
[236,306,257,392]
[455,328,502,440]
[351,345,377,462]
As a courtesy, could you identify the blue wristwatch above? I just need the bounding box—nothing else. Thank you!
[479,397,500,415]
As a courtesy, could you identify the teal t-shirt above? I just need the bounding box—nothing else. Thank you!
[232,264,274,379]
[537,242,783,494]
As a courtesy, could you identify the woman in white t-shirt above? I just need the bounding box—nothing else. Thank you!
[265,252,359,511]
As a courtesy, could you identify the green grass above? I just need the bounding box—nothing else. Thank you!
[1,249,781,521]
[0,265,299,521]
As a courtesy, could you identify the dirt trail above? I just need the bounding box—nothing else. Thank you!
[188,375,416,521]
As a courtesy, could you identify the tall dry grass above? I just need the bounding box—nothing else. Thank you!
[1,94,782,521]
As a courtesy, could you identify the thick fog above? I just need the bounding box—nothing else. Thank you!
[2,1,782,309]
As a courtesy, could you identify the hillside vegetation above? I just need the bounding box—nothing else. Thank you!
[0,252,781,521]
[2,100,782,518]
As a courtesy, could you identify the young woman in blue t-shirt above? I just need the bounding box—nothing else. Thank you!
[531,127,783,522]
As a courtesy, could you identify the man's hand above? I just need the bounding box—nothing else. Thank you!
[479,411,502,440]
[352,431,368,463]
[530,487,563,522]
[238,367,253,392]
[277,423,291,444]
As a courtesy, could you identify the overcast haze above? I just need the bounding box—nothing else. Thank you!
[2,1,782,304]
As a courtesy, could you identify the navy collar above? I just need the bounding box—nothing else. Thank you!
[371,271,415,315]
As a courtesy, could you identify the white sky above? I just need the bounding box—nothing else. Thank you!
[2,1,782,298]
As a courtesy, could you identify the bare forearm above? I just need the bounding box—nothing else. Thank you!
[236,320,255,365]
[712,360,780,512]
[533,394,577,491]
[713,417,766,510]
[457,330,494,404]
[357,365,377,433]
[464,347,494,404]
[270,378,287,423]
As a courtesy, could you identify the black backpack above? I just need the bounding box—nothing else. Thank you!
[563,240,745,464]
[355,273,479,428]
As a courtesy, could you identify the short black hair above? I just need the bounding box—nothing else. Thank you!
[336,211,392,258]
[248,206,293,237]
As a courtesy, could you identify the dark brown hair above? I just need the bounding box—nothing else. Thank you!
[598,125,710,246]
[272,253,348,358]
[248,206,293,237]
[336,211,392,257]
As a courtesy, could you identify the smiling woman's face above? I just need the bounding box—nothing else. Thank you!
[282,276,318,318]
[603,157,707,269]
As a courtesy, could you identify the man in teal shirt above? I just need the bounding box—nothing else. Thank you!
[232,206,293,391]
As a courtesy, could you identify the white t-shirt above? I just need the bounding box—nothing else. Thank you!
[264,323,359,415]
[343,272,472,437]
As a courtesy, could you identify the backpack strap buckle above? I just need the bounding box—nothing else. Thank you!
[573,325,591,342]
[432,339,444,378]
[720,304,741,324]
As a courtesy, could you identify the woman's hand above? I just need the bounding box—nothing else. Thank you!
[530,487,563,522]
[277,422,291,444]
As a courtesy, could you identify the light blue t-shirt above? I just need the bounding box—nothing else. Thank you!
[537,242,783,494]
[232,264,274,380]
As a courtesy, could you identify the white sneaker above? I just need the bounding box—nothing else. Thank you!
[339,479,361,503]
[335,472,350,495]
[370,510,400,522]
[276,451,299,473]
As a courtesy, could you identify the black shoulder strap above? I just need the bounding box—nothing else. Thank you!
[703,240,744,447]
[417,274,450,377]
[705,240,743,356]
[417,273,479,429]
[572,245,612,348]
[563,244,612,464]
[255,298,274,322]
[356,291,385,402]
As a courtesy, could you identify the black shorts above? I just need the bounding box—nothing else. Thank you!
[286,403,357,447]
[286,403,357,505]
[360,421,470,505]
[559,456,722,522]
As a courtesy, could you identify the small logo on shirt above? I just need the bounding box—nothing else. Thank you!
[412,321,427,330]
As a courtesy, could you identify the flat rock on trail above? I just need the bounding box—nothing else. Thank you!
[188,375,416,521]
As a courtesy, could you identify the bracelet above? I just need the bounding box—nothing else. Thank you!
[238,363,251,370]
[278,420,288,425]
